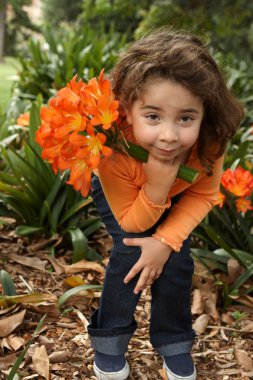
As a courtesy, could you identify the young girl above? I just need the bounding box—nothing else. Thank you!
[88,29,244,380]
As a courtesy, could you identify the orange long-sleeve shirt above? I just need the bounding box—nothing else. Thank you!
[97,147,224,252]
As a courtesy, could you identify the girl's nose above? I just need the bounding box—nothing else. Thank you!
[159,124,178,143]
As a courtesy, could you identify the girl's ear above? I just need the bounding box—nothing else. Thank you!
[125,109,133,125]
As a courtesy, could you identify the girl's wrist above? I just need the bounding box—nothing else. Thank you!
[143,183,168,205]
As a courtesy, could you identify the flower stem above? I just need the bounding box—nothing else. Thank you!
[122,140,199,184]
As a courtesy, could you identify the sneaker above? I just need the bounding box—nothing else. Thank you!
[163,353,196,380]
[93,351,130,380]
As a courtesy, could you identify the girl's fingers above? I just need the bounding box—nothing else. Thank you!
[134,269,157,294]
[123,237,142,247]
[124,262,143,284]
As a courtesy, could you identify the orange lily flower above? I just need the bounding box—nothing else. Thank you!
[66,157,93,197]
[57,75,86,106]
[84,70,111,101]
[235,198,253,213]
[69,126,112,169]
[17,112,30,127]
[90,95,119,130]
[221,167,253,197]
[216,191,225,208]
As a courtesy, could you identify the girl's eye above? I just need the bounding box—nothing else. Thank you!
[180,115,193,123]
[146,114,159,121]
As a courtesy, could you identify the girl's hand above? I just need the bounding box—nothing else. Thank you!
[123,236,173,294]
[143,153,182,205]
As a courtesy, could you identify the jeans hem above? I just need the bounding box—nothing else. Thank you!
[88,309,137,355]
[156,339,194,356]
[89,333,133,355]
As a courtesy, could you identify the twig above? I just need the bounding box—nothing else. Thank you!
[206,325,241,332]
[19,275,33,292]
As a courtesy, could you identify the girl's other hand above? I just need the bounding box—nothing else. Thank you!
[123,236,173,294]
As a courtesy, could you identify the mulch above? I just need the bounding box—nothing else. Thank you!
[0,226,253,380]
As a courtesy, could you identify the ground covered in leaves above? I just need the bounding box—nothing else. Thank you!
[0,225,253,380]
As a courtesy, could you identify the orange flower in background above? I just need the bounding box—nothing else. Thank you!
[17,112,30,127]
[216,191,225,208]
[235,198,253,213]
[221,167,253,197]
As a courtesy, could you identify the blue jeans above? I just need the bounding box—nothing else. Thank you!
[88,175,195,356]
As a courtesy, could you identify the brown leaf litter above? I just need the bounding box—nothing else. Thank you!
[0,227,253,379]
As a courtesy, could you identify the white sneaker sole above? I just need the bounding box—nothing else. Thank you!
[164,362,197,380]
[94,361,130,380]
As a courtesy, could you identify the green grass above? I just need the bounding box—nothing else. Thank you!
[0,57,19,110]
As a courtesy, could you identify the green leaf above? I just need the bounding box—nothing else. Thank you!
[203,225,248,269]
[85,247,102,262]
[25,142,55,187]
[0,195,37,225]
[211,207,245,249]
[58,284,102,308]
[0,270,17,296]
[2,149,43,205]
[191,248,229,264]
[50,190,67,232]
[82,219,103,237]
[0,172,20,186]
[65,228,89,263]
[60,198,93,225]
[0,182,31,204]
[230,263,253,292]
[28,103,41,151]
[39,172,68,225]
[15,226,44,236]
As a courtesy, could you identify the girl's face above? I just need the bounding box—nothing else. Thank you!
[126,78,204,162]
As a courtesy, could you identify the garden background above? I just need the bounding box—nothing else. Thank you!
[0,1,252,379]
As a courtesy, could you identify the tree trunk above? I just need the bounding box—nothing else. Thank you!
[0,0,6,63]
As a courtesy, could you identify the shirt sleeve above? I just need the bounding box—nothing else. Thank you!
[153,154,225,252]
[97,153,171,232]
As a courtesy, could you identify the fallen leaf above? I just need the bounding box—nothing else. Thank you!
[64,275,85,287]
[221,312,234,325]
[0,353,18,369]
[73,308,89,331]
[0,304,20,316]
[1,292,57,308]
[32,344,50,379]
[7,334,26,350]
[191,288,204,315]
[0,337,12,350]
[9,253,48,272]
[49,350,71,363]
[227,258,244,285]
[193,314,210,335]
[46,257,104,275]
[235,349,253,371]
[29,303,60,319]
[38,335,54,354]
[61,260,104,274]
[241,321,253,332]
[204,294,220,321]
[0,309,26,337]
